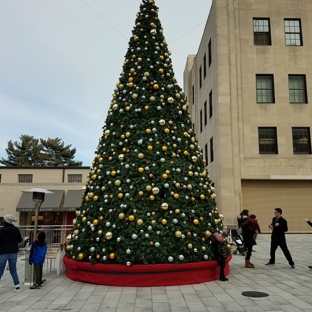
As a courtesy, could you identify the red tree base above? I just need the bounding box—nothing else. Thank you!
[63,255,232,287]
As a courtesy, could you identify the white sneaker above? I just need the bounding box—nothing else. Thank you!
[14,285,20,293]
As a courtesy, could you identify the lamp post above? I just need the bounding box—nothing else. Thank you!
[21,188,53,285]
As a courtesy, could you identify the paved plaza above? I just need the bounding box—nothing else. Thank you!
[0,234,312,312]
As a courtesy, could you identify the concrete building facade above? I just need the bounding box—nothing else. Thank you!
[0,167,89,227]
[184,0,312,232]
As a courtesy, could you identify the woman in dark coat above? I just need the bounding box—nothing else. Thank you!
[242,214,261,268]
[0,214,23,293]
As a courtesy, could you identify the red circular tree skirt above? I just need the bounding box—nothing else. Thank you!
[63,254,232,287]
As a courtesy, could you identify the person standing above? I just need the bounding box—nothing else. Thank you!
[0,214,23,293]
[266,208,295,268]
[242,214,261,268]
[212,233,228,282]
[237,209,249,235]
[29,231,47,289]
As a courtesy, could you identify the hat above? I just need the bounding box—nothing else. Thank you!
[212,233,224,242]
[4,214,18,224]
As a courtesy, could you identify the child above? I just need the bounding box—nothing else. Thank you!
[242,214,261,268]
[29,231,47,289]
[212,233,228,282]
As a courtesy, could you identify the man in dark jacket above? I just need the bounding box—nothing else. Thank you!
[0,214,23,293]
[266,208,295,268]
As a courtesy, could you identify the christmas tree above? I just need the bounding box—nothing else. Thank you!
[66,0,229,267]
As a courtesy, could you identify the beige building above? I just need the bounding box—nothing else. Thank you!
[184,0,312,232]
[0,167,89,227]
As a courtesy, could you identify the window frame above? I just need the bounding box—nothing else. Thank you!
[253,18,271,45]
[284,19,303,46]
[192,85,195,105]
[288,74,307,103]
[292,127,311,154]
[18,174,33,183]
[68,174,83,183]
[204,100,207,126]
[258,127,278,154]
[200,109,203,133]
[210,137,214,163]
[256,74,275,103]
[199,66,202,89]
[209,91,213,118]
[208,39,212,66]
[205,143,208,165]
[203,53,207,78]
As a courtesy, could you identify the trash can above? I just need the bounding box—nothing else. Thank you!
[24,247,33,285]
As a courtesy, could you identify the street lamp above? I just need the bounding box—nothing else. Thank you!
[22,188,54,237]
[21,188,54,285]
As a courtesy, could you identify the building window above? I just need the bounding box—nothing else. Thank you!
[204,101,207,126]
[68,174,83,183]
[284,19,302,46]
[0,174,1,183]
[192,85,195,105]
[199,66,202,89]
[205,143,208,165]
[258,127,278,154]
[210,137,214,162]
[256,75,275,103]
[208,39,212,66]
[292,127,311,154]
[289,75,307,103]
[209,91,213,118]
[203,53,207,78]
[253,18,271,45]
[200,110,203,133]
[192,123,195,131]
[18,174,33,183]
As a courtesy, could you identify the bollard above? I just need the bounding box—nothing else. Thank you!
[24,247,33,285]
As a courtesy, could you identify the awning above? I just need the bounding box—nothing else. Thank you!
[61,190,83,211]
[16,190,64,212]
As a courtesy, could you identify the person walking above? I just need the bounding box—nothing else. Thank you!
[242,214,261,268]
[29,231,47,289]
[0,214,23,293]
[266,208,295,268]
[302,218,312,269]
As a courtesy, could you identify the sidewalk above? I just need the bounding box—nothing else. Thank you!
[0,234,312,312]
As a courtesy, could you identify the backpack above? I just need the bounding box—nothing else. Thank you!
[31,244,47,265]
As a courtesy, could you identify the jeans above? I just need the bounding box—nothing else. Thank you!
[0,253,20,285]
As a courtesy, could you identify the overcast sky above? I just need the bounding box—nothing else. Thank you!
[0,0,212,166]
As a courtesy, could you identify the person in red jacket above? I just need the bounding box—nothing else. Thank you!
[242,214,261,268]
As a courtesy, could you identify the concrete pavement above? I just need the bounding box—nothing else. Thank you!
[1,234,312,312]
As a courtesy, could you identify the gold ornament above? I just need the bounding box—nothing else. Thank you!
[138,153,144,159]
[82,217,87,223]
[187,244,193,249]
[137,219,143,225]
[175,209,180,214]
[153,84,159,89]
[128,215,135,221]
[146,128,151,134]
[118,213,125,219]
[74,229,79,236]
[149,195,155,200]
[105,232,113,240]
[152,187,159,194]
[93,219,99,226]
[118,154,124,160]
[78,253,84,260]
[76,211,81,216]
[118,193,123,199]
[109,253,115,259]
[146,185,152,191]
[139,191,144,196]
[202,246,207,251]
[175,231,182,238]
[187,184,192,190]
[192,156,198,162]
[200,194,205,200]
[66,245,71,251]
[159,119,166,126]
[210,194,216,200]
[138,167,144,173]
[167,97,174,103]
[161,203,169,210]
[101,186,106,191]
[150,96,155,101]
[173,193,179,199]
[214,219,219,225]
[161,219,167,225]
[193,219,199,225]
[162,173,168,179]
[93,195,99,201]
[205,230,211,237]
[147,145,153,151]
[144,72,150,77]
[98,230,103,235]
[115,180,121,186]
[162,146,167,151]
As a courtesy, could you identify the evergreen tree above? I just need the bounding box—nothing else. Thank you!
[66,0,229,265]
[0,135,82,166]
[41,137,82,166]
[0,135,43,166]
